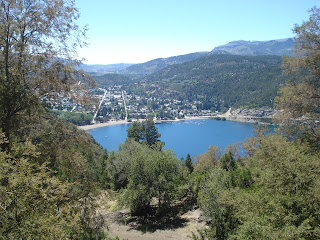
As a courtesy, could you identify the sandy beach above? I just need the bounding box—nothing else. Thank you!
[78,120,130,131]
[78,116,213,131]
[77,112,272,131]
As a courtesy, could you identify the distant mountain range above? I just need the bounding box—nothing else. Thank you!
[211,38,294,56]
[92,38,294,110]
[82,38,294,76]
[120,52,209,76]
[120,38,294,76]
[79,63,134,75]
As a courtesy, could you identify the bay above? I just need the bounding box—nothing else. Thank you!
[88,119,258,159]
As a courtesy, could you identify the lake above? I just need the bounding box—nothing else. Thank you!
[88,119,259,159]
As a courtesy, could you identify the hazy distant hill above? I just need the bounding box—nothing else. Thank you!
[120,52,210,76]
[119,38,293,76]
[140,54,288,109]
[80,63,134,74]
[93,73,136,87]
[211,38,294,56]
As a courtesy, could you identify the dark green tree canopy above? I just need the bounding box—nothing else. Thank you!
[118,139,181,216]
[220,151,236,171]
[127,117,162,148]
[185,153,194,173]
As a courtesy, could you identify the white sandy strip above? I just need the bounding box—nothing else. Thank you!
[78,120,130,131]
[78,116,214,131]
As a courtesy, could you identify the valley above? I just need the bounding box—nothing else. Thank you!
[55,40,293,126]
[1,1,320,239]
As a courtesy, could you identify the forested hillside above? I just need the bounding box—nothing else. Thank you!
[211,38,294,56]
[0,1,114,239]
[94,73,136,87]
[120,52,210,76]
[116,38,293,77]
[139,54,288,109]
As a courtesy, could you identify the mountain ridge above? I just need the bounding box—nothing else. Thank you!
[119,51,210,76]
[120,38,294,76]
[211,38,294,56]
[82,38,294,76]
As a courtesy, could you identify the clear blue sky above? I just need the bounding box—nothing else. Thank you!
[75,0,319,64]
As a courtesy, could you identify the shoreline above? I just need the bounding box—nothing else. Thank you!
[77,115,273,131]
[78,116,213,131]
[78,120,130,131]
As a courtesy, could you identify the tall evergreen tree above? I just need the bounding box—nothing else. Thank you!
[185,153,194,173]
[126,117,162,148]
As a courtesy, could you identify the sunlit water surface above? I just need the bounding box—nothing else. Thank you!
[88,119,259,158]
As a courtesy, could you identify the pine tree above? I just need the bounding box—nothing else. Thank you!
[126,117,162,148]
[185,153,194,173]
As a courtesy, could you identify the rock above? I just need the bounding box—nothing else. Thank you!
[230,107,275,118]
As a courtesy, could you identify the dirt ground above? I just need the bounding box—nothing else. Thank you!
[97,192,209,240]
[105,209,208,240]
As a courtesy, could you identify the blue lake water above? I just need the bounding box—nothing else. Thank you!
[88,119,259,159]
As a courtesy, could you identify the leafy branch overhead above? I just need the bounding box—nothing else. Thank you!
[275,6,320,149]
[0,0,95,150]
[0,1,108,239]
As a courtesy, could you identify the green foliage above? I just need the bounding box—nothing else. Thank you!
[53,110,93,126]
[191,228,216,240]
[213,117,226,121]
[74,195,107,240]
[140,54,287,110]
[117,139,181,216]
[194,145,221,172]
[185,153,194,173]
[230,168,253,189]
[220,151,236,171]
[193,127,320,240]
[0,137,106,239]
[127,118,162,148]
[233,134,320,239]
[194,146,252,240]
[0,113,109,238]
[198,168,239,240]
[0,140,68,239]
[20,114,108,189]
[121,52,209,76]
[0,0,94,150]
[275,7,320,150]
[0,1,109,238]
[94,73,135,87]
[126,121,143,142]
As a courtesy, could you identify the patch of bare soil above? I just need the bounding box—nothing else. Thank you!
[105,209,208,240]
[96,191,209,240]
[96,191,210,240]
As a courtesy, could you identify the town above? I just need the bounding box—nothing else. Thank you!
[50,85,219,124]
[90,86,218,123]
